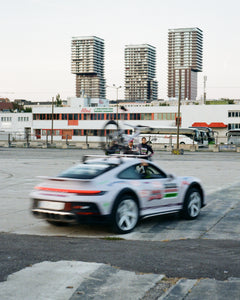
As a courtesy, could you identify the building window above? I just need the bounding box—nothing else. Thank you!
[1,117,12,122]
[228,111,240,118]
[228,123,240,129]
[73,129,82,136]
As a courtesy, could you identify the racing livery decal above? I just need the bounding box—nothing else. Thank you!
[148,190,163,201]
[181,180,190,186]
[164,183,178,198]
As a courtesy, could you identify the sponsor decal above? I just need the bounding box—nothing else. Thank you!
[164,183,177,189]
[140,190,150,198]
[148,190,163,201]
[164,188,178,198]
[163,183,178,198]
[80,108,91,113]
[164,192,178,198]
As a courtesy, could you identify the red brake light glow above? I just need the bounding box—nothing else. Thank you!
[35,186,102,194]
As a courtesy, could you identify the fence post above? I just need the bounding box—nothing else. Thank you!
[8,133,11,147]
[26,132,30,148]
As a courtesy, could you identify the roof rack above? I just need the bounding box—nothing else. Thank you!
[110,154,149,159]
[82,155,110,163]
[82,154,149,164]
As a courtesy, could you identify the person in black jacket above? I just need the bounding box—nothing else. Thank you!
[138,137,154,158]
[124,140,139,154]
[106,140,121,155]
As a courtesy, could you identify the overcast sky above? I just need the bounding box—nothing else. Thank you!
[0,0,240,102]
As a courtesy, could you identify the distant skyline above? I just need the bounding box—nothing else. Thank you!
[0,0,240,102]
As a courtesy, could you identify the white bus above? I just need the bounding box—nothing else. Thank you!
[227,129,240,145]
[138,127,209,147]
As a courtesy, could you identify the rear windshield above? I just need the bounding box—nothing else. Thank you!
[58,163,116,179]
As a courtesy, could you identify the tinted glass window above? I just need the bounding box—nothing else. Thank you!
[118,165,142,179]
[118,163,167,180]
[138,164,166,179]
[58,163,116,179]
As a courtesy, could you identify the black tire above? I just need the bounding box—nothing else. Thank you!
[112,195,139,234]
[181,187,202,220]
[46,220,69,226]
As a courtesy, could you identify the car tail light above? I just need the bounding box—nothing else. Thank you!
[76,212,99,215]
[72,205,90,209]
[64,202,72,211]
[35,186,103,195]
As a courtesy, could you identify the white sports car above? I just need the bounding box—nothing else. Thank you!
[30,155,206,234]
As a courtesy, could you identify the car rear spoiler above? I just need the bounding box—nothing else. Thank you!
[37,176,92,182]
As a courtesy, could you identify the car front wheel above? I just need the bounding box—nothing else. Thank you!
[112,195,139,234]
[182,188,202,220]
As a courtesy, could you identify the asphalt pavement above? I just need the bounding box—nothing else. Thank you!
[0,148,240,299]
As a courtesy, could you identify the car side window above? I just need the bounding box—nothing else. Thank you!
[118,165,142,179]
[136,163,167,179]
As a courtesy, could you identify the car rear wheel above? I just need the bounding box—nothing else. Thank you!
[182,188,202,220]
[112,195,139,234]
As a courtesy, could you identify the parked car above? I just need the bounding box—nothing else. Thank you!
[30,155,205,234]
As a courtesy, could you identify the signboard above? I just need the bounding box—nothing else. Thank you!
[94,107,114,113]
[219,144,237,151]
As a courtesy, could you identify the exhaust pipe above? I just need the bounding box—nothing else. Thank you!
[32,209,76,223]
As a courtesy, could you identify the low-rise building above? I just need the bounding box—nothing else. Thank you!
[1,99,239,145]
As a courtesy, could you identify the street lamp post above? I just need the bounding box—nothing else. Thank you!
[51,96,54,145]
[106,84,122,123]
[112,84,122,123]
[172,74,182,155]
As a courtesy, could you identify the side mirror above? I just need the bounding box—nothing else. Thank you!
[167,173,175,180]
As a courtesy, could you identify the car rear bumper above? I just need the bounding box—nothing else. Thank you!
[32,208,77,223]
[32,208,111,225]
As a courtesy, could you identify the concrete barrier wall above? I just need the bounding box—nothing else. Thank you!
[0,140,239,153]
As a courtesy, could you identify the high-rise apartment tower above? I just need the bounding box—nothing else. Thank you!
[125,44,158,101]
[71,36,106,98]
[168,28,203,101]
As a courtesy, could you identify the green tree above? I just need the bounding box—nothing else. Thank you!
[56,94,62,107]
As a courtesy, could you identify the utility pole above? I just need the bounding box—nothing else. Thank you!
[51,96,54,144]
[203,76,207,104]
